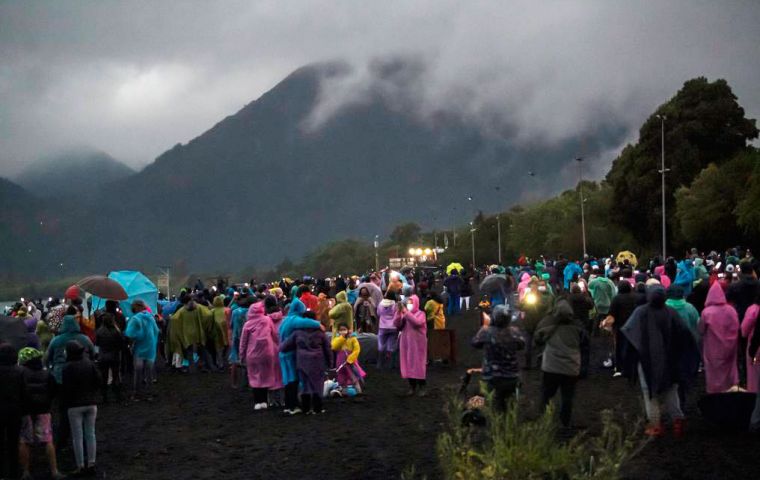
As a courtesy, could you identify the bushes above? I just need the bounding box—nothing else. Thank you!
[435,400,642,480]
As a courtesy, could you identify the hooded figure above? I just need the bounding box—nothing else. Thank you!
[741,301,760,393]
[239,302,280,389]
[588,275,617,316]
[279,318,331,396]
[699,282,739,393]
[46,315,95,383]
[170,299,209,353]
[23,315,40,350]
[622,285,699,436]
[328,291,354,333]
[394,295,428,385]
[210,295,229,352]
[674,260,695,297]
[278,298,321,386]
[665,286,700,342]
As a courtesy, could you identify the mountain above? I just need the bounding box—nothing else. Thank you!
[14,149,134,198]
[1,61,629,279]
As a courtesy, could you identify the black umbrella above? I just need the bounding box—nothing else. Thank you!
[479,274,508,293]
[0,314,27,351]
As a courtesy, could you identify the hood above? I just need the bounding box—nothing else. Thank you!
[65,340,85,360]
[289,298,306,316]
[213,295,224,308]
[705,281,727,306]
[405,295,420,313]
[0,343,17,366]
[380,299,395,307]
[490,304,512,327]
[646,285,667,308]
[553,300,574,322]
[520,272,531,283]
[247,301,265,321]
[336,291,348,304]
[59,315,81,334]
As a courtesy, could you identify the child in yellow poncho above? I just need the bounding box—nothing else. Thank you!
[331,325,366,391]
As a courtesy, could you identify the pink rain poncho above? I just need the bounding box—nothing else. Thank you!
[394,295,427,380]
[698,282,739,393]
[654,265,671,289]
[741,304,760,393]
[239,302,280,389]
[517,273,532,301]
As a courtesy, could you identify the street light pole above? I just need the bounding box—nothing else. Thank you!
[469,221,476,269]
[497,214,502,264]
[656,114,668,260]
[576,157,587,258]
[374,235,380,272]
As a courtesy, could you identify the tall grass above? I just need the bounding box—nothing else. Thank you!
[434,398,643,480]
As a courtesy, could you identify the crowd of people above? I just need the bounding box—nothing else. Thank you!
[1,247,759,478]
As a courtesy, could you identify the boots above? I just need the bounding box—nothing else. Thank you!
[376,352,385,370]
[644,423,664,438]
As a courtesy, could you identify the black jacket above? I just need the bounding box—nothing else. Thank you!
[96,326,124,363]
[0,344,25,418]
[726,275,759,322]
[61,342,102,408]
[21,361,57,415]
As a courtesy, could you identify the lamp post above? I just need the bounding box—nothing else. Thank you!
[469,221,476,269]
[656,114,668,260]
[374,234,380,272]
[497,214,502,264]
[576,157,587,258]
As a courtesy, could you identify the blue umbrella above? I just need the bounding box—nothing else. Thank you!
[90,270,159,318]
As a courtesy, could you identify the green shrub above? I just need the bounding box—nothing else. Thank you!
[435,399,643,480]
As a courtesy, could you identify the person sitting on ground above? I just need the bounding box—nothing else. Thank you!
[471,304,525,412]
[17,347,64,480]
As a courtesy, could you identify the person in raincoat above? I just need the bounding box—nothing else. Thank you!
[279,313,331,415]
[353,287,377,333]
[239,301,280,411]
[443,269,464,316]
[588,272,617,327]
[210,295,230,371]
[170,296,213,373]
[124,301,160,399]
[278,298,322,414]
[46,311,95,384]
[423,292,446,330]
[534,299,585,428]
[228,295,253,387]
[328,291,354,333]
[698,282,739,393]
[472,304,525,412]
[331,324,366,391]
[376,291,401,370]
[741,292,760,393]
[622,285,699,438]
[665,286,700,341]
[315,293,332,328]
[394,295,428,396]
[674,260,695,297]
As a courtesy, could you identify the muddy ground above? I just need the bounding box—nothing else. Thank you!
[27,309,758,479]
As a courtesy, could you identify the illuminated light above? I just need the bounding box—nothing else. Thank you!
[424,248,432,255]
[525,292,537,305]
[20,297,25,302]
[408,248,416,255]
[415,248,423,256]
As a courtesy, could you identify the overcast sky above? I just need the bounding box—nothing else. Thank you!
[1,0,759,178]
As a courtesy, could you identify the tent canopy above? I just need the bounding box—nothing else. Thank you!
[90,270,159,319]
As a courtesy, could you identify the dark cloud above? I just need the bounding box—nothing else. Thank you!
[1,1,758,177]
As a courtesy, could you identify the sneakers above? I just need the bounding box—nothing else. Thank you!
[253,402,268,411]
[644,423,664,438]
[612,371,622,378]
[283,407,302,416]
[602,358,613,368]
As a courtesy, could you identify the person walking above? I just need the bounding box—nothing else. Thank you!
[622,285,699,438]
[741,293,760,392]
[534,300,584,428]
[699,282,740,393]
[124,300,160,400]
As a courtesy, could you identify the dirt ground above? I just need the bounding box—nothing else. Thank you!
[27,309,759,479]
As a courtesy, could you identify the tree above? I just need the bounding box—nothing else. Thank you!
[389,222,422,247]
[736,156,760,238]
[675,148,759,250]
[606,77,758,247]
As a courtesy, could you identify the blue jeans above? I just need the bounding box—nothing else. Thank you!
[68,405,97,469]
[447,294,461,316]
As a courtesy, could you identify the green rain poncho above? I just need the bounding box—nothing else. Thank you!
[328,291,354,333]
[169,301,212,354]
[210,296,229,350]
[588,276,617,315]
